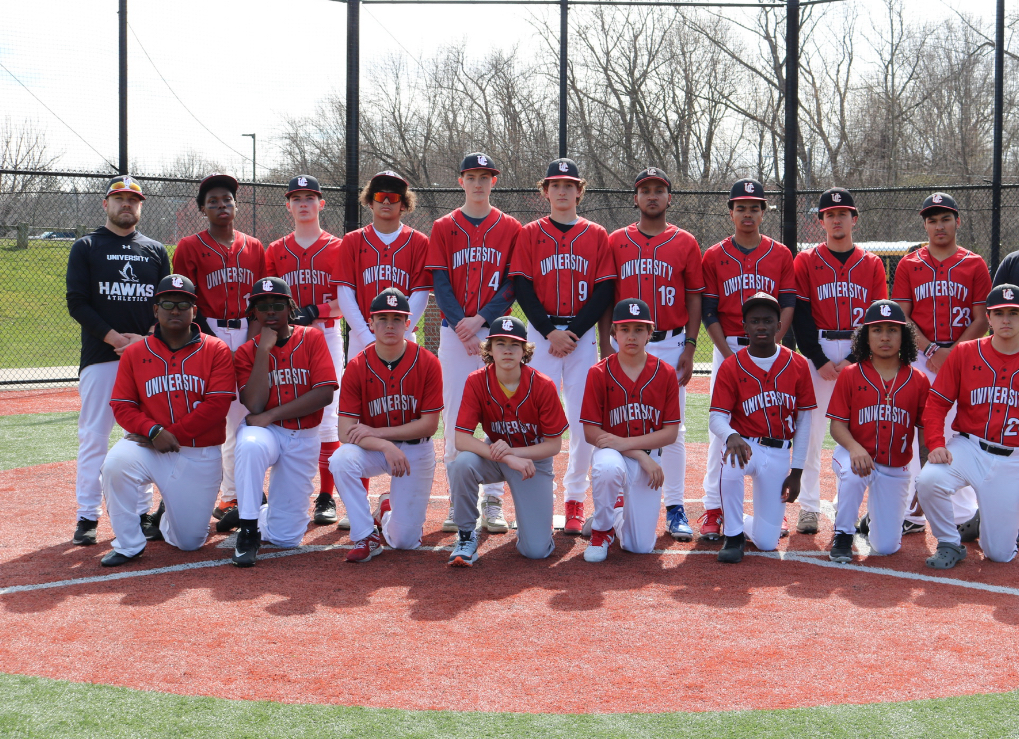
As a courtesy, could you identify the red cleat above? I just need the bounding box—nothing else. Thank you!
[698,508,723,542]
[346,529,383,563]
[564,500,585,535]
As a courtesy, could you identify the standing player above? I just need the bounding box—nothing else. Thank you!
[329,289,443,563]
[100,275,235,566]
[708,293,815,563]
[172,173,265,524]
[581,299,681,562]
[606,167,703,541]
[826,301,929,561]
[915,284,1019,568]
[231,278,338,567]
[509,158,615,535]
[66,176,169,545]
[447,316,568,566]
[427,153,521,534]
[699,178,796,541]
[892,192,990,537]
[792,188,887,534]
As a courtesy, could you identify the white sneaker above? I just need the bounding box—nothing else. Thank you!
[482,495,509,533]
[442,506,458,533]
[337,514,350,530]
[584,529,614,563]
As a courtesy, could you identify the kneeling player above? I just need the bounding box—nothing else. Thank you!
[916,284,1019,569]
[329,288,442,563]
[826,301,929,561]
[709,293,815,563]
[580,299,681,562]
[231,277,339,567]
[447,316,568,566]
[102,275,235,566]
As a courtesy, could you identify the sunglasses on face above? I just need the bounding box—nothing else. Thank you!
[158,300,194,311]
[109,181,143,193]
[253,301,287,312]
[373,192,402,204]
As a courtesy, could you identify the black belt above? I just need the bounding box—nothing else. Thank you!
[216,319,243,329]
[936,341,954,348]
[641,448,663,456]
[741,435,792,450]
[401,438,426,445]
[548,315,575,325]
[650,328,683,343]
[960,433,1013,457]
[821,330,854,340]
[735,336,750,346]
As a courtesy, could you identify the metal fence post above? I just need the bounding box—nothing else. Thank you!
[990,0,1005,275]
[16,223,29,250]
[344,0,361,235]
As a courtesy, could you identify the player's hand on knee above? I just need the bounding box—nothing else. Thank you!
[385,447,411,477]
[849,446,875,477]
[818,361,840,382]
[723,434,752,468]
[638,455,664,489]
[125,433,153,448]
[153,430,180,453]
[927,446,952,465]
[505,455,536,480]
[489,439,512,461]
[780,469,802,502]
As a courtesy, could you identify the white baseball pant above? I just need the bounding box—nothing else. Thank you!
[702,336,748,510]
[101,439,221,557]
[526,322,597,503]
[589,447,664,554]
[75,360,152,521]
[916,433,1019,562]
[800,335,853,513]
[234,422,320,548]
[438,323,504,500]
[317,323,344,443]
[904,358,978,526]
[329,439,435,548]
[831,444,910,555]
[643,331,687,508]
[716,438,789,551]
[209,320,252,504]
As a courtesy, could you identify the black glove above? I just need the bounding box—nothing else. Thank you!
[290,304,320,326]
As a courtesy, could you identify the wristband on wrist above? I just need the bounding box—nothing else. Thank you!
[148,425,163,442]
[684,337,697,347]
[924,342,939,359]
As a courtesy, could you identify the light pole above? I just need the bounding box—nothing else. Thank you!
[242,133,256,237]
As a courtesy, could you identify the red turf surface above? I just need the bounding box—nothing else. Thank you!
[0,388,80,416]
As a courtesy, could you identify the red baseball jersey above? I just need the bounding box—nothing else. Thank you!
[608,224,705,331]
[456,364,568,447]
[580,354,682,436]
[265,231,342,309]
[924,337,1019,449]
[426,208,521,318]
[827,360,930,467]
[508,217,616,317]
[172,230,266,320]
[709,347,817,440]
[234,325,339,430]
[794,244,887,330]
[110,327,236,447]
[702,236,796,336]
[338,343,443,428]
[891,245,991,343]
[331,224,432,319]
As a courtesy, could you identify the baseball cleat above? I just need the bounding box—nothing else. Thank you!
[584,528,615,563]
[482,495,509,533]
[346,529,383,563]
[215,505,240,533]
[581,516,593,538]
[143,501,165,541]
[448,529,479,567]
[829,532,854,563]
[857,513,871,536]
[337,515,351,529]
[926,541,967,569]
[563,500,585,535]
[796,510,819,534]
[718,533,745,563]
[442,505,458,533]
[697,509,723,542]
[232,523,261,568]
[72,517,98,546]
[902,520,926,535]
[614,493,624,509]
[781,515,790,538]
[100,548,144,567]
[212,499,235,521]
[666,505,693,541]
[957,510,981,543]
[313,493,338,525]
[373,492,391,532]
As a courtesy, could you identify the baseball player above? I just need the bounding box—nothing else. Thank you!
[826,300,929,562]
[231,277,339,567]
[447,315,568,565]
[892,192,990,537]
[580,299,681,562]
[427,153,521,534]
[792,188,887,534]
[265,174,348,527]
[915,284,1019,569]
[606,167,703,541]
[100,275,236,566]
[171,173,265,525]
[699,178,797,541]
[66,176,169,546]
[329,288,443,563]
[509,157,615,535]
[708,293,816,563]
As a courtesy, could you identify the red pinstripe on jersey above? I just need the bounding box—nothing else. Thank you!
[794,244,887,330]
[331,224,431,319]
[702,236,796,337]
[456,364,568,447]
[580,354,681,437]
[265,231,341,307]
[171,231,266,320]
[339,343,443,428]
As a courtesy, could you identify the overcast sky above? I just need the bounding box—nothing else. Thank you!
[0,0,1001,179]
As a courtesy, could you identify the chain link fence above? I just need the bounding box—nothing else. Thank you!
[4,169,1019,385]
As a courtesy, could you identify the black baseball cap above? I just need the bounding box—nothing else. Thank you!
[862,300,907,325]
[741,291,781,318]
[370,287,411,315]
[105,175,146,200]
[460,153,499,174]
[634,167,671,192]
[817,188,857,216]
[197,173,238,207]
[544,158,581,182]
[612,298,655,326]
[920,192,959,217]
[154,274,197,300]
[370,170,409,188]
[729,178,767,205]
[248,276,293,306]
[286,175,322,198]
[986,284,1019,311]
[488,315,527,341]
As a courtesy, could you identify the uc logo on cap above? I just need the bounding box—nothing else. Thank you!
[502,319,513,331]
[648,167,657,176]
[880,304,891,317]
[831,192,842,202]
[387,295,398,307]
[262,279,273,291]
[477,155,488,166]
[1005,288,1015,300]
[744,182,755,193]
[559,162,569,172]
[629,303,640,316]
[172,276,183,288]
[933,194,943,204]
[297,177,308,187]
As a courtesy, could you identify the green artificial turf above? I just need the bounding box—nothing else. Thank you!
[0,412,122,471]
